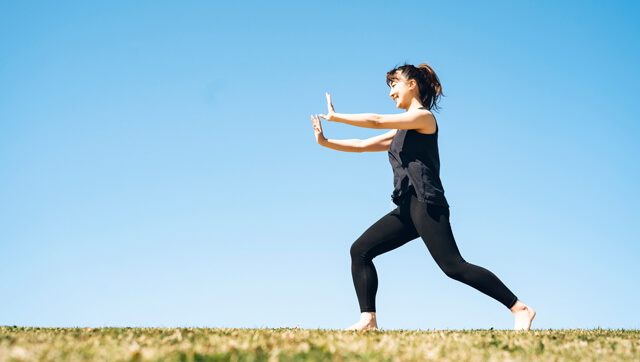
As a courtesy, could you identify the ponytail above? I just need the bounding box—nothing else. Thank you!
[386,63,444,111]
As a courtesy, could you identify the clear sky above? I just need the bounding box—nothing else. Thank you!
[1,0,639,330]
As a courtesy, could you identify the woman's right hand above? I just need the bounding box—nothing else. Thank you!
[311,114,326,145]
[318,93,336,122]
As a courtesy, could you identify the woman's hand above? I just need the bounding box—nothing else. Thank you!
[311,114,326,144]
[318,93,336,122]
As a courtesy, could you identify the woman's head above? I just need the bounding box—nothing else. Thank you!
[386,63,443,111]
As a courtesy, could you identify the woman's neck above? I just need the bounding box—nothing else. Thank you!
[405,97,424,112]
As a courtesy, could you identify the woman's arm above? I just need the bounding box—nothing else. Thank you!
[312,115,396,153]
[318,93,435,133]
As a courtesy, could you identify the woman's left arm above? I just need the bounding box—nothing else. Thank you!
[318,93,432,131]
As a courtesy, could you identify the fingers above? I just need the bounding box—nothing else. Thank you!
[310,114,323,132]
[326,93,334,112]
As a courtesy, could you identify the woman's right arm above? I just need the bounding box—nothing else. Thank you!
[312,115,396,153]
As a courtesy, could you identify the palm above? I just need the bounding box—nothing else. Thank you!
[319,93,336,121]
[311,115,325,144]
[326,93,335,114]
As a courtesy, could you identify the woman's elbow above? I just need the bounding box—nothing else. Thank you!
[369,114,383,129]
[355,139,376,152]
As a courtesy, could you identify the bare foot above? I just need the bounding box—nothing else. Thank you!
[511,300,536,331]
[345,312,379,331]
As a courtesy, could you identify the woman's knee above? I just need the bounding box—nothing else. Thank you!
[439,261,466,281]
[350,239,371,261]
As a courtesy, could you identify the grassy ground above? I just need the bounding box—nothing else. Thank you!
[1,326,638,361]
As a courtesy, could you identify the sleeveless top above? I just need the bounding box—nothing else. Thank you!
[388,109,449,207]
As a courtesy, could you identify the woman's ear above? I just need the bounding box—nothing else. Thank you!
[408,79,417,90]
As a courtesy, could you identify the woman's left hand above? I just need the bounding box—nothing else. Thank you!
[311,114,326,144]
[318,93,336,122]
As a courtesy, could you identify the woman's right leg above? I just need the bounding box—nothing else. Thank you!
[350,202,419,314]
[347,205,418,330]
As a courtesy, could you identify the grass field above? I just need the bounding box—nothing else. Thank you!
[1,326,638,361]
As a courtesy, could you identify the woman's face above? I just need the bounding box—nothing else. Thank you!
[388,76,414,109]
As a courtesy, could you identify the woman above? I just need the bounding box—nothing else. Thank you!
[310,63,536,331]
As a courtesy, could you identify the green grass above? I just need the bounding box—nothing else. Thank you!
[1,326,638,361]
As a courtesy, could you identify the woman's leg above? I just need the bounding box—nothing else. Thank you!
[348,199,419,329]
[408,195,519,309]
[408,195,535,329]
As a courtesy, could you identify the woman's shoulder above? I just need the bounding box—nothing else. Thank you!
[412,107,437,135]
[412,107,436,122]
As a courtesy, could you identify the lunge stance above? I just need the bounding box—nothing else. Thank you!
[310,63,535,331]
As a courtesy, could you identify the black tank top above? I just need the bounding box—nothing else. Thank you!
[388,109,449,207]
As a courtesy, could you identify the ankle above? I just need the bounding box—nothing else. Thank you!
[510,300,527,313]
[360,312,376,321]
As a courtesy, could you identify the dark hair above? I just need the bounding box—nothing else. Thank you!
[386,63,443,111]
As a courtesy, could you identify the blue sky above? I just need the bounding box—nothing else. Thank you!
[1,0,639,330]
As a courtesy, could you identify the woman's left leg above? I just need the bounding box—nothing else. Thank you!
[408,195,518,309]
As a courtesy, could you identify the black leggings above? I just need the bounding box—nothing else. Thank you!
[350,192,518,313]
